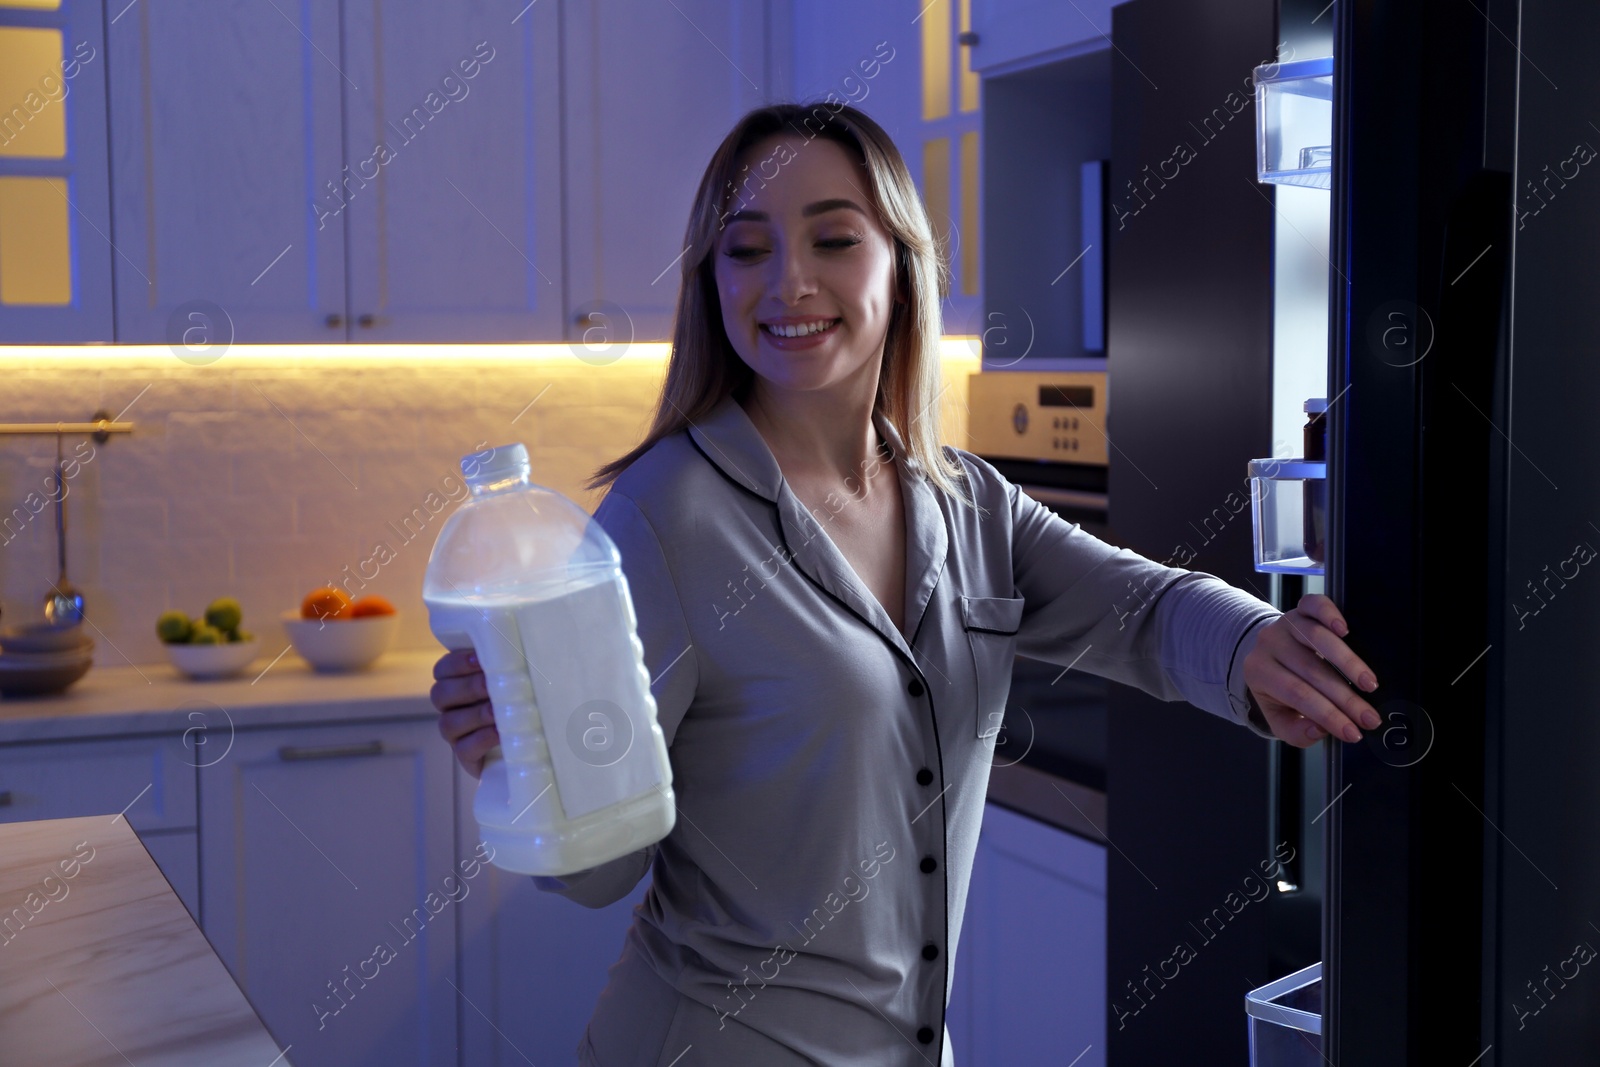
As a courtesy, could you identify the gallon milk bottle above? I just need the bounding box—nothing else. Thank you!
[423,443,674,876]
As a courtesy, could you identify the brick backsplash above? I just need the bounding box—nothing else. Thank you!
[0,349,973,671]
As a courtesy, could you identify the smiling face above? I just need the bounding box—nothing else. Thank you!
[713,134,900,401]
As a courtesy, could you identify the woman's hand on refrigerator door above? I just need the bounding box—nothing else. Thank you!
[1242,593,1381,749]
[430,649,500,778]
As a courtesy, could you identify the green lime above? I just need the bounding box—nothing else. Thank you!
[156,610,191,644]
[189,624,224,645]
[206,597,243,633]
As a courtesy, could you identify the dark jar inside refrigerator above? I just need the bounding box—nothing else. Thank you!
[1303,398,1327,564]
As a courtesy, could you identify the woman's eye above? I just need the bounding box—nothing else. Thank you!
[724,236,861,260]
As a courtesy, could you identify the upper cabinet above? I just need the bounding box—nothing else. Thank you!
[106,0,564,343]
[337,2,565,342]
[0,0,985,344]
[105,0,347,343]
[559,0,772,343]
[967,0,1117,74]
[0,0,113,342]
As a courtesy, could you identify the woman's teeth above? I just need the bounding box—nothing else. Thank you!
[761,318,839,338]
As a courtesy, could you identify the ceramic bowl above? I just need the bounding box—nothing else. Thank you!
[0,648,93,697]
[280,611,398,672]
[0,621,92,655]
[164,638,261,680]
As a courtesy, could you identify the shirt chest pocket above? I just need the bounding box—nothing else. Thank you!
[961,594,1025,741]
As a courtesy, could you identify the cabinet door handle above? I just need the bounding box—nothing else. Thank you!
[958,30,979,46]
[357,313,376,328]
[278,740,384,761]
[325,313,345,328]
[0,790,12,807]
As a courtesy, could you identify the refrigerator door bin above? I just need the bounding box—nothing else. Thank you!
[1252,56,1333,189]
[1248,458,1326,574]
[1245,960,1322,1066]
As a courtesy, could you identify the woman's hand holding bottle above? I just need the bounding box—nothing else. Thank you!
[431,649,500,778]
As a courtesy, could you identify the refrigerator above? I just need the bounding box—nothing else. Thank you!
[1105,0,1600,1062]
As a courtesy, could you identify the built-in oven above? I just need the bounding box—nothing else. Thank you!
[969,369,1114,841]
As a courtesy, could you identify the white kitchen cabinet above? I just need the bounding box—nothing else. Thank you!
[105,0,348,343]
[968,0,1118,74]
[105,0,563,343]
[950,801,1107,1066]
[334,1,565,342]
[560,0,774,342]
[139,828,199,922]
[453,764,651,1066]
[0,733,198,924]
[0,0,115,342]
[0,733,196,831]
[198,718,456,1067]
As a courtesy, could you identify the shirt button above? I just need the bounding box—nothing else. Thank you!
[917,1026,935,1044]
[907,678,924,697]
[916,767,934,786]
[922,942,939,961]
[920,855,937,874]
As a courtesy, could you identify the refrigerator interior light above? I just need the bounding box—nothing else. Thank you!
[1252,56,1334,190]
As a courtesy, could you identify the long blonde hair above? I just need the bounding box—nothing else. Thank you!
[586,101,972,505]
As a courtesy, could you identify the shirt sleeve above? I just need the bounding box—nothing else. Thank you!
[985,454,1282,740]
[530,488,697,908]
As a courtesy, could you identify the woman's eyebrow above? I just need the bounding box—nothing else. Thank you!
[723,199,868,224]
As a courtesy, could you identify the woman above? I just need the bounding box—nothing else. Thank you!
[431,102,1379,1066]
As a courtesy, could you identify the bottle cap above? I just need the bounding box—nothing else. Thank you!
[1303,398,1328,414]
[462,443,530,483]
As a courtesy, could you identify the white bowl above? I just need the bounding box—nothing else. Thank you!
[164,638,261,680]
[0,621,92,654]
[280,611,398,672]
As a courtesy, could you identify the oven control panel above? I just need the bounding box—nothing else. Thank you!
[966,370,1109,466]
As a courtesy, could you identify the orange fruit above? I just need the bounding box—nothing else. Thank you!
[301,586,354,621]
[351,595,397,617]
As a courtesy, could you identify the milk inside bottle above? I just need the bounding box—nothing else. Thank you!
[423,443,674,876]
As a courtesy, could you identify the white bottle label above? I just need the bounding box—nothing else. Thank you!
[513,576,664,820]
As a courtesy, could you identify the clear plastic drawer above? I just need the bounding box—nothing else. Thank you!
[1252,56,1333,189]
[1248,458,1326,575]
[1246,961,1322,1066]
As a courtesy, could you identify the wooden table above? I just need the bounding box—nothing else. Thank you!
[0,815,290,1066]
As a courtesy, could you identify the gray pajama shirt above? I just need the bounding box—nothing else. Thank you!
[536,391,1281,1066]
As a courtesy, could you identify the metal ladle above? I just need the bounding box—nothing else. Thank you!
[43,434,84,627]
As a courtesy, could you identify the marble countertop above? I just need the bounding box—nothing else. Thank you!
[0,815,289,1065]
[0,648,443,744]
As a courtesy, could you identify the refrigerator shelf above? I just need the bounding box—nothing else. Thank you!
[1252,56,1334,190]
[1246,960,1323,1066]
[1248,458,1326,575]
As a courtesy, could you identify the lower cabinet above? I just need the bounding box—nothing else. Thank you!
[2,716,654,1066]
[453,765,651,1066]
[0,733,200,921]
[950,801,1108,1066]
[198,718,456,1067]
[139,829,200,922]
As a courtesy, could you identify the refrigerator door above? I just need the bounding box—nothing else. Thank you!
[1326,0,1600,1061]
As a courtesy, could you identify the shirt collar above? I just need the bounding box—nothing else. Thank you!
[687,392,947,656]
[686,392,920,504]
